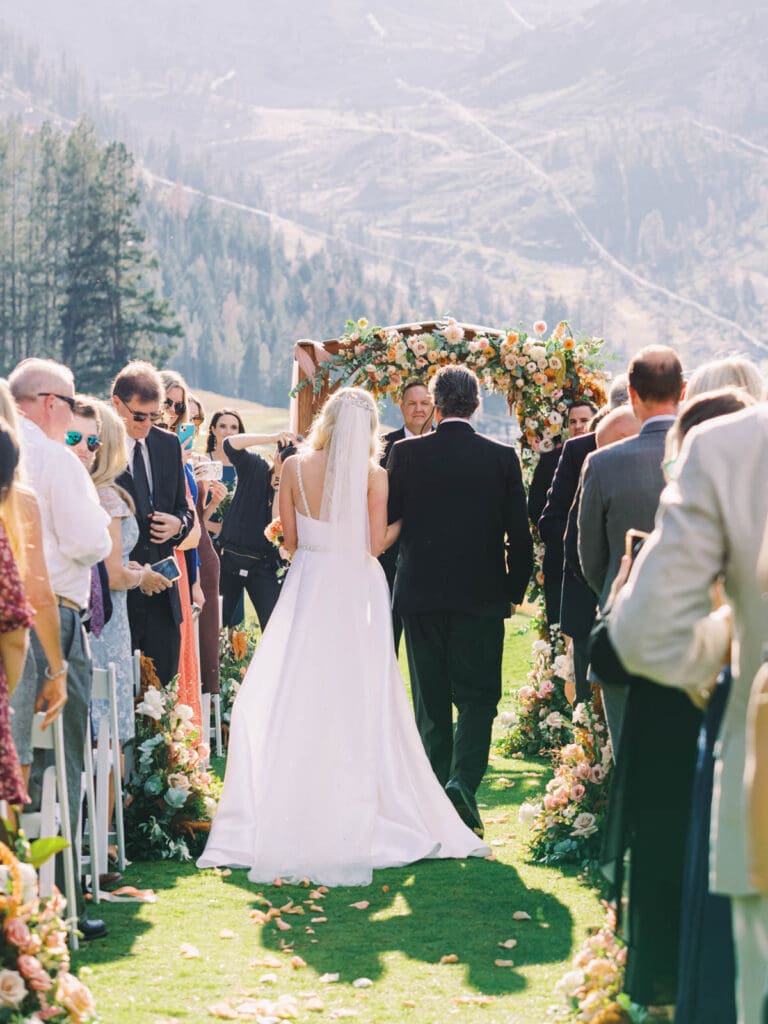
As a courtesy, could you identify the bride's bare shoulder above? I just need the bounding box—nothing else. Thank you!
[368,464,388,493]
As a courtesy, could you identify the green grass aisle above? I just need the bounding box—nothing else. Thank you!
[77,618,603,1023]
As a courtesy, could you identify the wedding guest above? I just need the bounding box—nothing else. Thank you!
[217,427,296,630]
[111,361,194,685]
[8,357,112,939]
[380,380,434,653]
[578,346,683,749]
[609,398,768,1024]
[0,417,33,807]
[188,393,206,438]
[601,389,754,1018]
[527,399,597,533]
[686,356,764,402]
[388,364,532,838]
[0,381,66,765]
[202,408,245,542]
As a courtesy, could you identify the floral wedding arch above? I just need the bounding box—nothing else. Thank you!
[290,317,609,473]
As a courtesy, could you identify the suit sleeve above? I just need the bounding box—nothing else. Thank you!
[387,442,404,522]
[564,482,587,585]
[538,444,576,544]
[577,454,609,598]
[527,455,550,526]
[609,434,729,690]
[505,449,534,603]
[170,442,194,541]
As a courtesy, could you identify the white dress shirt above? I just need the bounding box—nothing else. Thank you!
[20,417,112,607]
[126,436,154,492]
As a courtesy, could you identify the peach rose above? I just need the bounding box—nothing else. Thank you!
[55,971,95,1023]
[0,968,27,1008]
[5,917,31,948]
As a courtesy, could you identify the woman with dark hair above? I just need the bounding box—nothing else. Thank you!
[0,416,33,806]
[202,409,245,542]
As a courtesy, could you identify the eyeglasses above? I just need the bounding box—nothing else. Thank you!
[66,431,101,453]
[164,398,186,416]
[116,396,162,423]
[37,392,75,410]
[192,415,204,425]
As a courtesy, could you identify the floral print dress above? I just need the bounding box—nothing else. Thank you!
[0,524,33,804]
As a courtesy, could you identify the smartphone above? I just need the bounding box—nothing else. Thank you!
[196,459,223,481]
[177,423,195,450]
[625,528,649,563]
[150,555,182,582]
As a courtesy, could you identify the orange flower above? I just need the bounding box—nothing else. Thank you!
[506,332,519,345]
[563,337,575,350]
[231,631,248,662]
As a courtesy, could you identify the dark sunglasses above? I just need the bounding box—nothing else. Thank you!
[164,398,186,416]
[37,391,76,410]
[191,415,204,425]
[66,431,101,452]
[116,396,162,423]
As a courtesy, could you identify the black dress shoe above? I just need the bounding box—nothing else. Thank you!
[445,780,484,839]
[98,872,124,891]
[78,917,108,940]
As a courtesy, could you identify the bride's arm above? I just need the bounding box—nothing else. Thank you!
[278,457,298,555]
[368,466,401,555]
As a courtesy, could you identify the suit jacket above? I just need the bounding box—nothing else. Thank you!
[117,426,194,624]
[379,427,406,589]
[387,421,532,617]
[527,446,561,527]
[577,418,673,609]
[609,405,768,894]
[539,433,597,636]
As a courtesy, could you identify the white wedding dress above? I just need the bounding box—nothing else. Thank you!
[198,392,489,886]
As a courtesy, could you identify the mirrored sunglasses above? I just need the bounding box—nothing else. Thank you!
[164,398,186,416]
[66,431,101,453]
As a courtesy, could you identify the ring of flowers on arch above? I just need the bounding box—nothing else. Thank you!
[291,317,610,473]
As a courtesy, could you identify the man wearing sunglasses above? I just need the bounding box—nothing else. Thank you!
[9,357,112,940]
[111,361,194,685]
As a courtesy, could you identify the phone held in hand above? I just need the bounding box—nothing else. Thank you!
[177,423,195,450]
[150,555,182,582]
[196,459,224,481]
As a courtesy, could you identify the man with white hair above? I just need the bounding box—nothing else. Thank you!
[9,357,112,940]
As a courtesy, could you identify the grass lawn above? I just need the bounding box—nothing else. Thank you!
[76,616,603,1023]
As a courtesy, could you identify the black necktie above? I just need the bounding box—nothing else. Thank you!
[132,441,153,520]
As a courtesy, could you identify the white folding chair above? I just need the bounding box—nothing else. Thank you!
[79,725,101,905]
[92,664,126,876]
[20,711,79,951]
[213,692,223,757]
[132,648,142,696]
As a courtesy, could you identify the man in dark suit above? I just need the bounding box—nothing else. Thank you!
[111,362,194,685]
[528,399,596,625]
[380,380,434,652]
[577,346,683,748]
[388,365,532,836]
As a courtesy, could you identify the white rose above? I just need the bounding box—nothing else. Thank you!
[539,438,555,452]
[554,968,584,1001]
[518,802,542,828]
[546,711,563,728]
[443,323,464,345]
[553,653,573,679]
[532,640,551,656]
[570,812,598,838]
[498,710,516,726]
[548,410,563,427]
[0,969,27,1009]
[136,686,165,721]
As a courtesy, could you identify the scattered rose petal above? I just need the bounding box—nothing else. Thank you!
[290,956,307,969]
[250,910,268,925]
[305,996,324,1012]
[319,972,339,984]
[180,943,201,959]
[275,917,292,931]
[454,995,495,1006]
[300,878,311,887]
[484,853,497,862]
[485,813,509,824]
[352,978,372,988]
[260,973,278,984]
[250,955,282,969]
[311,917,328,924]
[498,939,518,950]
[219,929,237,940]
[309,903,325,913]
[220,868,232,877]
[309,890,325,900]
[439,954,459,964]
[494,959,514,968]
[349,901,370,910]
[305,927,315,935]
[209,1002,238,1019]
[317,886,329,894]
[490,839,507,847]
[513,911,531,921]
[402,1000,416,1008]
[273,877,284,887]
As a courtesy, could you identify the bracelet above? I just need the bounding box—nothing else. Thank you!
[129,567,143,590]
[45,661,68,681]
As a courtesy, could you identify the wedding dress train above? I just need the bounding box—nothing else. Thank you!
[198,399,488,886]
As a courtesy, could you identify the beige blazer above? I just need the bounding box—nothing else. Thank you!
[609,404,768,896]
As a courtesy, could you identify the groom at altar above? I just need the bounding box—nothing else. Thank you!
[387,365,533,837]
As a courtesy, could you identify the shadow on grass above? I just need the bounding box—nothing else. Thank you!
[216,852,572,998]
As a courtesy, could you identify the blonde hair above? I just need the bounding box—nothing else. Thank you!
[0,411,25,573]
[90,399,134,511]
[160,369,189,429]
[686,357,764,402]
[305,387,382,465]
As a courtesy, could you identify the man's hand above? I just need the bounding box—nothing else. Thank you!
[139,564,174,595]
[191,580,205,610]
[205,480,228,508]
[273,431,298,448]
[35,676,67,729]
[149,512,183,544]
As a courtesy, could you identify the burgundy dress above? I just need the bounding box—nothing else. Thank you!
[196,487,221,694]
[0,525,33,804]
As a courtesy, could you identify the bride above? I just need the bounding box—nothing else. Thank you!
[197,387,489,886]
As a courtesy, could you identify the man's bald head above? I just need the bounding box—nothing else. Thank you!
[595,406,640,449]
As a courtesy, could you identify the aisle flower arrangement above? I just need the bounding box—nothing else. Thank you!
[218,626,260,732]
[293,318,608,462]
[124,673,221,861]
[500,630,574,758]
[519,701,612,866]
[0,834,97,1022]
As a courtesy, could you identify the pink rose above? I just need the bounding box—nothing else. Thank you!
[0,968,27,1008]
[575,762,591,780]
[5,917,31,947]
[17,954,43,980]
[55,971,95,1023]
[590,765,606,784]
[533,320,547,335]
[539,679,555,697]
[29,967,53,992]
[571,784,586,801]
[197,743,210,760]
[195,771,212,787]
[543,794,559,812]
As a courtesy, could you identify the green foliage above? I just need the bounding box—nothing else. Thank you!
[27,835,68,868]
[0,117,180,390]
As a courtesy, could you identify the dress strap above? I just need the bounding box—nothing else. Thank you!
[295,459,312,518]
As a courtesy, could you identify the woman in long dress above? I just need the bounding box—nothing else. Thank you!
[198,387,489,886]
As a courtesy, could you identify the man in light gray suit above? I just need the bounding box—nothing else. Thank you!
[609,403,768,1024]
[577,345,683,748]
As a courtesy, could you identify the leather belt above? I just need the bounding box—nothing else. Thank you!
[56,595,83,613]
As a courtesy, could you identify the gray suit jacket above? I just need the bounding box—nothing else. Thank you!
[609,404,768,895]
[577,418,673,608]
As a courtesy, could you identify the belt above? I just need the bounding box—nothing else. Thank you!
[56,596,83,613]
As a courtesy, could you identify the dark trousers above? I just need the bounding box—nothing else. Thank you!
[220,564,280,632]
[402,610,504,794]
[572,633,592,704]
[543,573,562,628]
[127,588,181,686]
